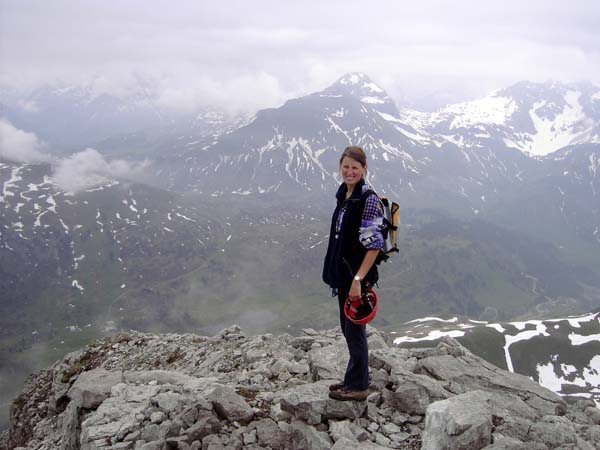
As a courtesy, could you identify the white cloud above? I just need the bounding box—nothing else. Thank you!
[52,148,150,193]
[17,99,40,112]
[1,1,599,111]
[157,72,287,114]
[0,119,50,163]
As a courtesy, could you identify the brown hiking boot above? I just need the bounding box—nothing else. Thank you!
[328,382,344,392]
[328,388,369,401]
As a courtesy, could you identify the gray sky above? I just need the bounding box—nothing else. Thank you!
[1,0,599,111]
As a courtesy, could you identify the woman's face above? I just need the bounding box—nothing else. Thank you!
[340,156,366,189]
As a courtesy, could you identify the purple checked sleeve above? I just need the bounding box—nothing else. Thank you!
[359,194,385,250]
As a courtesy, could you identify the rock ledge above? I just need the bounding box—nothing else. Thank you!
[5,326,600,450]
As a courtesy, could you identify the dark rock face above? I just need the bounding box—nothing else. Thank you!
[4,327,600,450]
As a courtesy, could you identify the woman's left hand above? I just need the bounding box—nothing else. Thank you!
[349,279,362,300]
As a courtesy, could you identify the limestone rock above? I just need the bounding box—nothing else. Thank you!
[279,381,366,424]
[184,415,221,442]
[385,371,450,415]
[481,435,545,450]
[289,420,332,450]
[415,351,566,417]
[328,419,356,442]
[205,385,254,422]
[307,341,347,382]
[528,415,577,448]
[331,437,392,449]
[68,368,123,409]
[8,327,600,450]
[250,418,287,450]
[421,390,493,450]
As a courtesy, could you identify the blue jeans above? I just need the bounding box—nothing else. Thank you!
[338,289,369,390]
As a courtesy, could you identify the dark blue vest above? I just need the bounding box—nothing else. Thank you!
[322,179,379,289]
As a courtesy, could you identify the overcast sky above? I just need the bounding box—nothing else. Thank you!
[1,0,599,112]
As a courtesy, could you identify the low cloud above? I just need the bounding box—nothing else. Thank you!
[2,1,599,113]
[156,71,288,115]
[17,99,40,112]
[0,119,50,163]
[52,148,150,193]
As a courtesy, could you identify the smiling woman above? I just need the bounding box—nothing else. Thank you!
[322,145,385,401]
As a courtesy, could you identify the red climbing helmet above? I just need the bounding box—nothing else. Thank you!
[344,287,378,325]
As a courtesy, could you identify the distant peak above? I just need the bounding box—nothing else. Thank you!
[321,72,398,115]
[332,73,385,94]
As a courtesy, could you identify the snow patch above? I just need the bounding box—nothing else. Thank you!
[504,322,549,372]
[487,323,506,333]
[361,96,385,104]
[537,361,586,393]
[443,94,517,129]
[526,90,587,156]
[394,329,465,345]
[569,332,600,346]
[406,317,458,324]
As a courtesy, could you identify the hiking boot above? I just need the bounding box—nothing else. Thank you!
[328,382,344,392]
[328,388,369,401]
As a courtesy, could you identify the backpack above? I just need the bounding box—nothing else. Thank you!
[361,190,399,264]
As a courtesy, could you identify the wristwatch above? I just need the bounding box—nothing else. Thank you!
[354,275,362,282]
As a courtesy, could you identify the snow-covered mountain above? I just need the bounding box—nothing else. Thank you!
[149,72,435,198]
[2,73,599,266]
[143,75,599,233]
[4,75,598,211]
[392,311,600,403]
[419,81,600,156]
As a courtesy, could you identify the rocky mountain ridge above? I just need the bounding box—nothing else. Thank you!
[148,74,599,200]
[3,75,599,249]
[4,326,600,450]
[390,311,600,403]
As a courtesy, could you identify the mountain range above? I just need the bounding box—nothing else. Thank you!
[2,73,599,328]
[133,74,600,258]
[1,73,600,430]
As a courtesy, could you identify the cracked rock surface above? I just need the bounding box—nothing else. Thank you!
[4,326,600,450]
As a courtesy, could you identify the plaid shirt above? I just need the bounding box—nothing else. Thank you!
[336,184,385,250]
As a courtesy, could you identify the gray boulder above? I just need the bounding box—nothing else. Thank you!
[328,420,356,442]
[422,390,493,450]
[68,369,123,409]
[481,435,545,450]
[528,415,577,448]
[307,340,347,382]
[385,371,450,415]
[331,437,392,449]
[250,418,288,450]
[184,415,221,443]
[415,350,566,417]
[289,421,332,450]
[204,385,254,422]
[279,381,366,424]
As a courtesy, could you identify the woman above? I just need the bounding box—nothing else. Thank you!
[322,146,384,401]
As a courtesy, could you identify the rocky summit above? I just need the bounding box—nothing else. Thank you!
[3,326,600,450]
